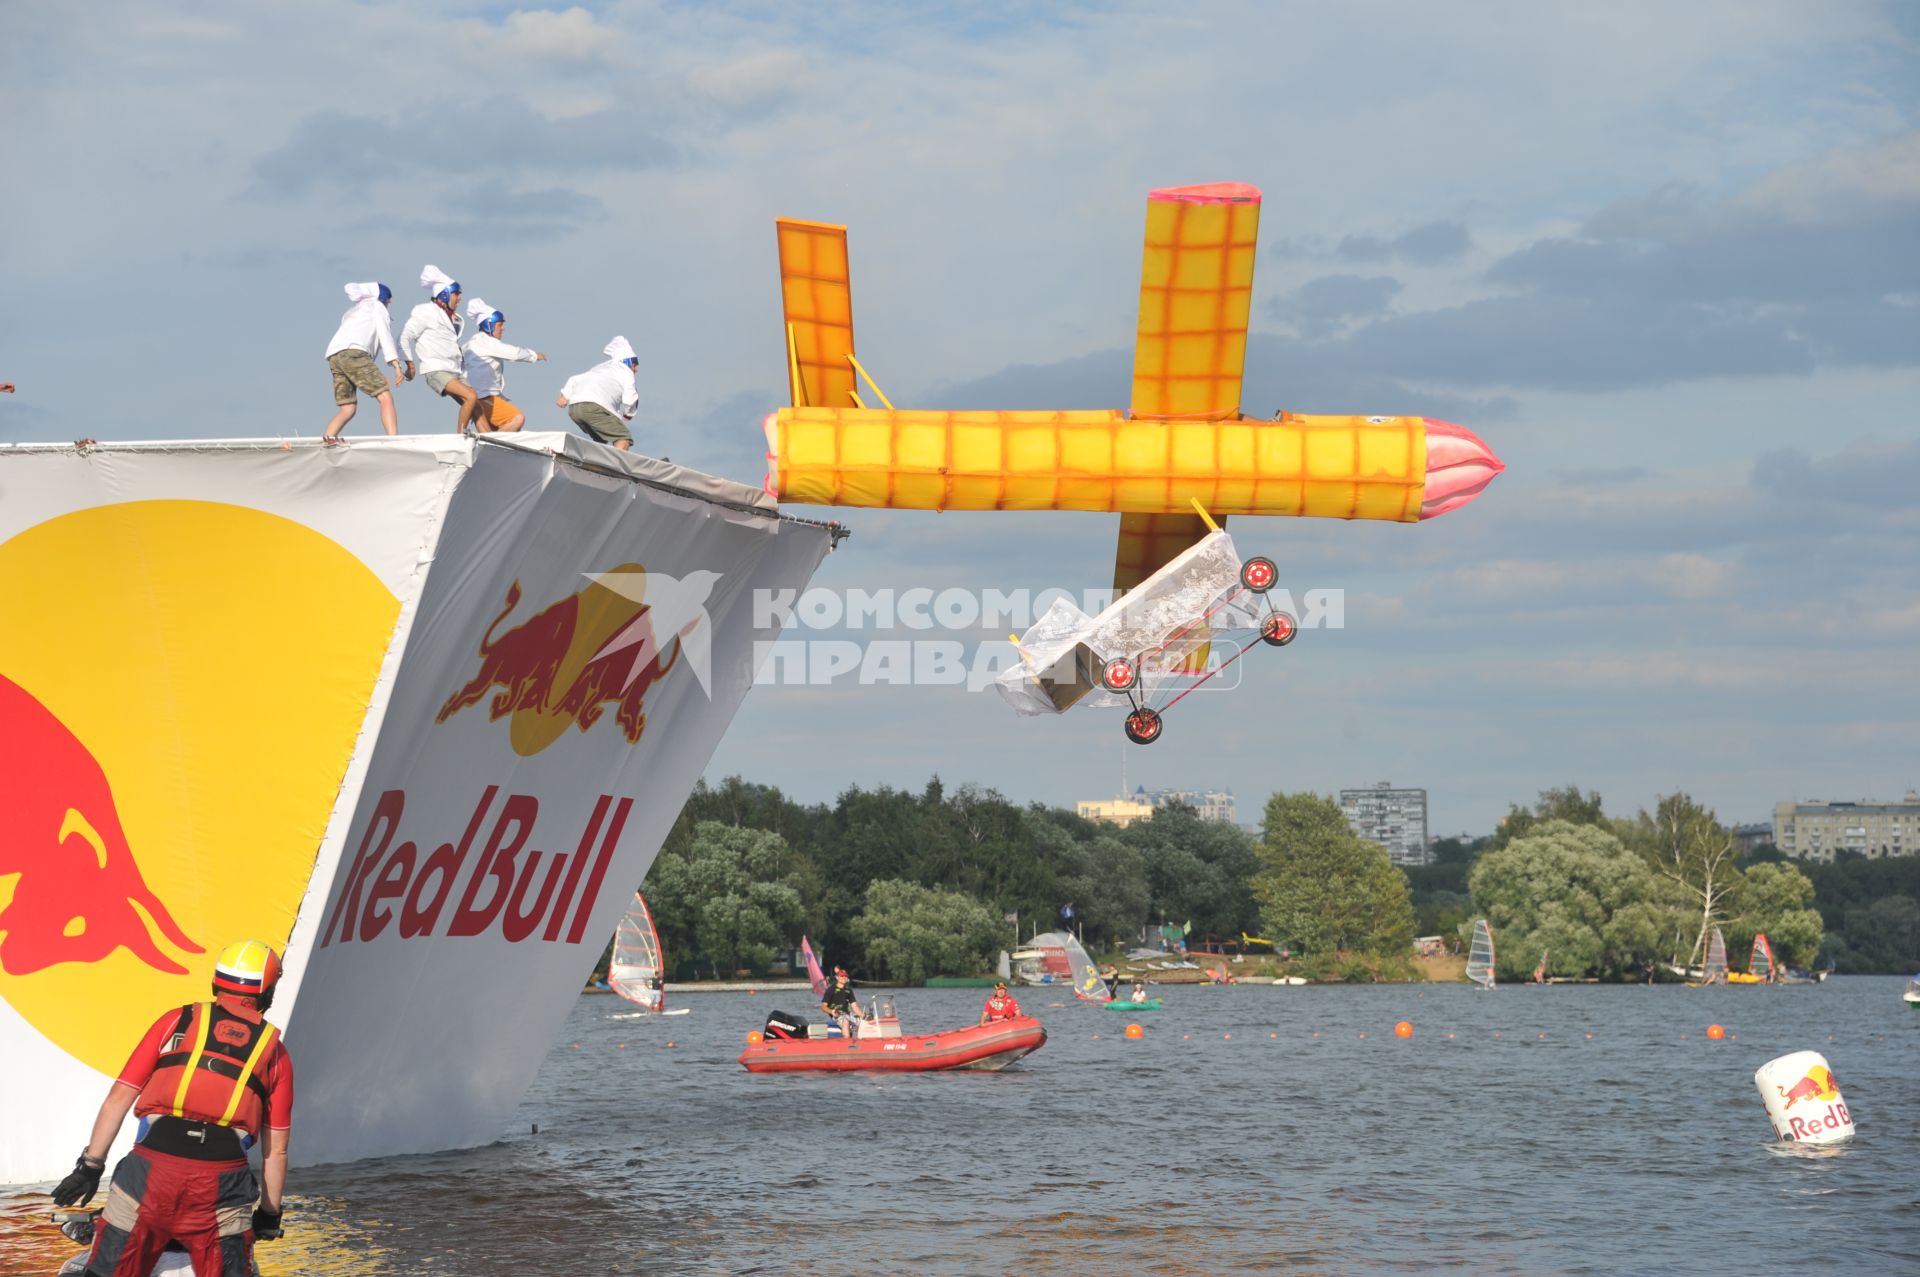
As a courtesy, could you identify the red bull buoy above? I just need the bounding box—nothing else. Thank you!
[1755,1050,1853,1145]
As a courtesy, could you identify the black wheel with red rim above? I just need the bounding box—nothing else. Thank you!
[1124,707,1164,745]
[1260,611,1297,647]
[1100,656,1138,692]
[1240,556,1278,593]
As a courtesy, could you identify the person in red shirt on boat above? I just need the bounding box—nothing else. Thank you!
[980,981,1023,1025]
[51,939,294,1276]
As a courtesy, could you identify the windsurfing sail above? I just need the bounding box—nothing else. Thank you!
[1018,930,1109,999]
[1748,933,1775,983]
[1466,918,1496,989]
[1702,927,1728,983]
[997,950,1011,981]
[802,935,827,997]
[608,892,665,1012]
[1532,950,1549,983]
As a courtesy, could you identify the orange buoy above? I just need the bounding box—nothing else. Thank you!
[1394,1021,1413,1038]
[1358,1032,1367,1039]
[665,1041,675,1048]
[746,1031,763,1044]
[1269,1032,1278,1039]
[1125,1023,1144,1039]
[1224,1033,1233,1041]
[1446,1033,1455,1040]
[617,1043,626,1049]
[1707,1024,1726,1040]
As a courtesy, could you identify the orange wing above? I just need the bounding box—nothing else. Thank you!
[776,218,857,409]
[1115,182,1261,591]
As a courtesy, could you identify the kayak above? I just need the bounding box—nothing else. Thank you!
[1103,998,1162,1011]
[739,1016,1046,1073]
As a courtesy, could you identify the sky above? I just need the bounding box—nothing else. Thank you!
[2,0,1916,836]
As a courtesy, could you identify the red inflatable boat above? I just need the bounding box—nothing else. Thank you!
[738,1015,1046,1073]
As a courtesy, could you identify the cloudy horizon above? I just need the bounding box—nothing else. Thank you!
[3,1,1915,835]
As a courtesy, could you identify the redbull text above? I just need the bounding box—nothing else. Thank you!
[321,787,631,948]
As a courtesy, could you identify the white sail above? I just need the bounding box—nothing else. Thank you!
[1749,933,1775,982]
[1019,930,1109,999]
[997,950,1012,981]
[1466,919,1496,989]
[1703,927,1728,982]
[608,891,665,1012]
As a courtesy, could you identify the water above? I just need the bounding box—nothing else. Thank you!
[5,978,1915,1275]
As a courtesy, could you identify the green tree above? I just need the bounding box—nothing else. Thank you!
[643,822,805,978]
[1726,861,1823,970]
[1621,793,1740,970]
[851,879,1006,982]
[1489,785,1607,851]
[1469,821,1684,980]
[1252,793,1415,955]
[1127,805,1261,942]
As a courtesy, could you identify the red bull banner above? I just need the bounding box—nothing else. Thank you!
[0,435,836,1182]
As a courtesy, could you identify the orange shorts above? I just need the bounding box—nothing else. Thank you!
[476,396,524,431]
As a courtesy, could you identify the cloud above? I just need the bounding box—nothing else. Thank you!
[466,7,622,63]
[358,186,610,245]
[250,97,677,197]
[1335,220,1472,265]
[1271,274,1402,338]
[1750,439,1920,510]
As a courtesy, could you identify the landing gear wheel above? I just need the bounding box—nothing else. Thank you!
[1240,556,1278,593]
[1100,656,1138,692]
[1260,612,1297,647]
[1124,707,1163,745]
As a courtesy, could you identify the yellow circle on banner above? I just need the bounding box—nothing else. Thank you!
[0,500,396,1074]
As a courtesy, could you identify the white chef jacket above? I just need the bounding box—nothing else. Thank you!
[560,359,638,420]
[324,299,399,364]
[462,332,541,399]
[399,302,464,376]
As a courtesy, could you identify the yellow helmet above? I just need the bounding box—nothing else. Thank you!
[212,939,282,998]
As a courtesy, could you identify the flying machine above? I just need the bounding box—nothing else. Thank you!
[765,183,1503,741]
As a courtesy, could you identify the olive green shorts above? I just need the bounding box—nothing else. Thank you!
[569,401,631,445]
[328,349,389,404]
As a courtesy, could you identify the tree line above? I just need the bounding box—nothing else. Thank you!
[627,777,1917,983]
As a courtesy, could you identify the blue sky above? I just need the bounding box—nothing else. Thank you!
[3,1,1915,834]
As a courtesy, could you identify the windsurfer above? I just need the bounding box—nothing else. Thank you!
[1100,964,1121,999]
[980,982,1022,1025]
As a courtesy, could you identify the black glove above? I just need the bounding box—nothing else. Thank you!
[251,1207,284,1241]
[51,1155,104,1207]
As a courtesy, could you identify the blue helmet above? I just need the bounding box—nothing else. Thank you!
[479,310,504,335]
[435,280,461,304]
[377,283,392,305]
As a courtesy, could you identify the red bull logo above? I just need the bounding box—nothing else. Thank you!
[0,497,401,1074]
[437,563,712,757]
[1777,1064,1839,1110]
[0,675,202,975]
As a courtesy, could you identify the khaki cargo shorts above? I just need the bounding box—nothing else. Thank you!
[425,369,465,396]
[568,401,631,445]
[328,349,389,404]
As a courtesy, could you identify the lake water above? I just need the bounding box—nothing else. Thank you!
[4,977,1914,1275]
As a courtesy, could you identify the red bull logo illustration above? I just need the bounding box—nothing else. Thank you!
[436,564,719,757]
[0,675,203,976]
[1774,1064,1851,1140]
[0,498,400,1074]
[1777,1063,1839,1109]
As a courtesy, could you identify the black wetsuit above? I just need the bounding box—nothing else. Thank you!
[821,980,856,1016]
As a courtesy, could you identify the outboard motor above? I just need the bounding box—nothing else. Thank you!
[763,1010,807,1040]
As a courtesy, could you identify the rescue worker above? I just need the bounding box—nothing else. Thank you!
[556,336,639,450]
[52,940,294,1276]
[399,265,482,435]
[460,297,546,433]
[979,981,1023,1025]
[1130,980,1149,1003]
[1100,964,1121,999]
[321,282,401,442]
[819,966,863,1038]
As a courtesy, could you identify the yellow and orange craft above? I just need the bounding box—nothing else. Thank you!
[767,183,1503,589]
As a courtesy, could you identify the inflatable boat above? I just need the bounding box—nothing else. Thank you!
[739,1012,1046,1073]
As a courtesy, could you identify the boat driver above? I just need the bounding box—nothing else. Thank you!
[820,967,864,1038]
[979,981,1023,1025]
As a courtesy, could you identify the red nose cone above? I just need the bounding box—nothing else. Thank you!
[1419,419,1505,520]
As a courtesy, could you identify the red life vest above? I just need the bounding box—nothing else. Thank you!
[135,1001,278,1135]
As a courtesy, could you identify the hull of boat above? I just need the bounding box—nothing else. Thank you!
[1102,999,1162,1011]
[739,1017,1046,1072]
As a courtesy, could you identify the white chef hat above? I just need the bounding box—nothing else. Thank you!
[466,297,494,322]
[604,336,636,363]
[344,282,382,303]
[420,265,457,297]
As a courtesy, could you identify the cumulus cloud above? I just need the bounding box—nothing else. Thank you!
[1335,220,1472,265]
[1270,273,1403,338]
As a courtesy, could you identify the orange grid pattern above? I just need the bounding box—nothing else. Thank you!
[769,409,1428,519]
[1128,185,1262,422]
[776,218,856,409]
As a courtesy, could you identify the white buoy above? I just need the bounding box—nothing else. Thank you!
[1754,1050,1854,1145]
